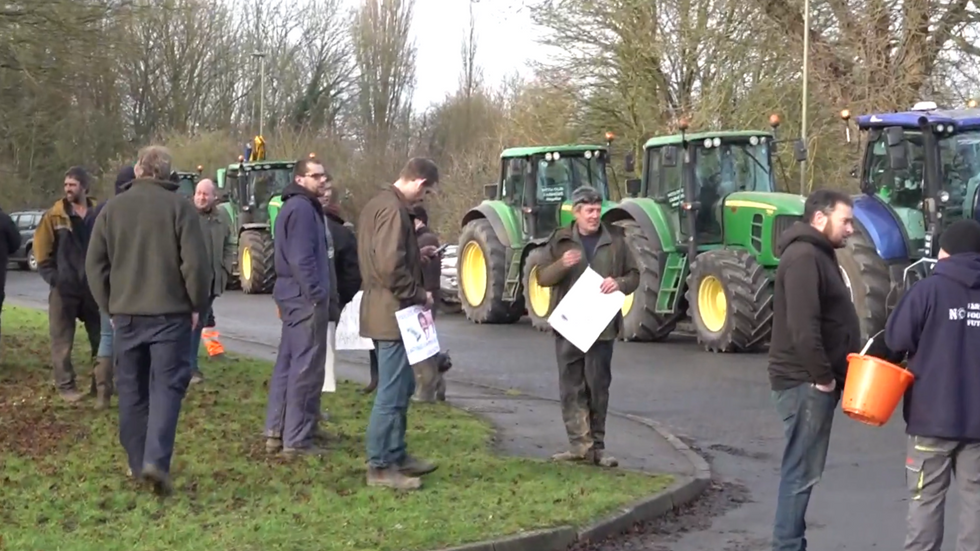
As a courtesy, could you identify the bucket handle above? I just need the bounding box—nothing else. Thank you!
[859,329,886,356]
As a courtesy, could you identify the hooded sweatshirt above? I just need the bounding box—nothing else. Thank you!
[768,222,861,390]
[93,165,136,219]
[886,253,980,440]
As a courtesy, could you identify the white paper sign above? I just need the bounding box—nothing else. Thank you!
[395,305,440,365]
[335,291,374,351]
[547,267,626,353]
[322,322,337,393]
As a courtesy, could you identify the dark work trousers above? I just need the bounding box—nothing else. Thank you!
[555,335,614,454]
[264,298,329,449]
[49,287,101,392]
[904,435,980,551]
[413,307,442,402]
[114,313,193,476]
[771,382,840,551]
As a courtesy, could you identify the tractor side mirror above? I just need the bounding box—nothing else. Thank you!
[793,139,807,163]
[625,178,641,198]
[624,152,636,173]
[662,146,679,168]
[885,126,908,171]
[484,183,498,200]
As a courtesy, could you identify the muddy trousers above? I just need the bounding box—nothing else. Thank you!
[263,298,328,450]
[555,336,614,454]
[48,288,100,392]
[771,383,840,551]
[114,314,193,476]
[904,436,980,551]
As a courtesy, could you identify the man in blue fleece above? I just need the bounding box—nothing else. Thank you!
[886,218,980,551]
[263,158,331,457]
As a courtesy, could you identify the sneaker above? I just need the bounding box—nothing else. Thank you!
[140,464,173,496]
[551,449,589,462]
[190,371,204,385]
[398,455,437,477]
[59,389,86,403]
[265,438,283,453]
[367,467,422,490]
[280,445,327,458]
[593,450,619,468]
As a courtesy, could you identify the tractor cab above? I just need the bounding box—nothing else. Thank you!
[173,166,204,200]
[845,102,980,261]
[490,145,614,240]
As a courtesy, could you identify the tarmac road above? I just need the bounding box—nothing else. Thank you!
[3,269,961,550]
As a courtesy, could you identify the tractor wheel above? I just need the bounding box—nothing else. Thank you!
[836,224,890,342]
[457,219,523,324]
[686,249,773,353]
[523,246,554,331]
[239,229,275,294]
[615,220,677,342]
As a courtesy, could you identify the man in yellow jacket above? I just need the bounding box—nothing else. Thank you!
[34,166,102,403]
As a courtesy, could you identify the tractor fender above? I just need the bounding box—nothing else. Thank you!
[240,223,270,234]
[851,195,910,261]
[602,200,677,252]
[461,203,520,248]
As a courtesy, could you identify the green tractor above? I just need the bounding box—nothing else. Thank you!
[215,136,307,294]
[604,117,808,352]
[174,166,204,199]
[457,144,618,329]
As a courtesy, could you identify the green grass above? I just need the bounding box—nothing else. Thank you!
[0,306,672,551]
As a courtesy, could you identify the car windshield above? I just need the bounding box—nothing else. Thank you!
[247,168,292,207]
[694,139,773,194]
[535,155,609,202]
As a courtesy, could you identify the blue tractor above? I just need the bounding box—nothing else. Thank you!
[838,101,980,340]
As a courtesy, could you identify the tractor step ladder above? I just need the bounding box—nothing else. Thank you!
[655,252,689,315]
[504,246,523,300]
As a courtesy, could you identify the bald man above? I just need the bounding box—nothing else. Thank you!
[190,178,235,382]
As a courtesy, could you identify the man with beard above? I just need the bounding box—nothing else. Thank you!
[189,178,235,384]
[767,188,861,551]
[34,166,102,403]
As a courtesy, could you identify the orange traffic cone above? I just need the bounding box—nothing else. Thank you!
[202,328,225,357]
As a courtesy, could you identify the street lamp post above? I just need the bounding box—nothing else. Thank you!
[252,51,266,136]
[799,0,811,195]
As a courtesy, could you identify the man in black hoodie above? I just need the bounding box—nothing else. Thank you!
[767,189,861,551]
[886,219,980,551]
[0,206,21,360]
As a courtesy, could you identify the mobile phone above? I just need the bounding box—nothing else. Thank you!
[435,243,450,254]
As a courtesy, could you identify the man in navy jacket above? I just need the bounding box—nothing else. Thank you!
[886,218,980,551]
[263,158,331,457]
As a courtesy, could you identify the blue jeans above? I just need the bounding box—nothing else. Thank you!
[772,383,841,551]
[97,311,113,358]
[188,297,214,374]
[366,340,415,469]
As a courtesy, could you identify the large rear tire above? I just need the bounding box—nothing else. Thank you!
[239,229,275,294]
[686,249,773,353]
[457,219,523,324]
[523,246,553,331]
[615,220,677,342]
[836,224,890,342]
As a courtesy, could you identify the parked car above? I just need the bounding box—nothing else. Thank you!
[440,245,461,313]
[9,210,44,271]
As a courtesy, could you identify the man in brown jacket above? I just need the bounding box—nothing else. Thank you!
[536,185,639,468]
[357,157,440,490]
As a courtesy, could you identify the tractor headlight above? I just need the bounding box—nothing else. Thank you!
[703,138,713,148]
[545,152,553,161]
[713,137,721,147]
[553,152,561,160]
[750,136,759,145]
[940,190,950,203]
[937,124,945,133]
[584,150,593,159]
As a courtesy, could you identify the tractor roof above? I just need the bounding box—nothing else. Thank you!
[855,107,980,131]
[643,130,773,149]
[227,160,297,172]
[501,145,607,158]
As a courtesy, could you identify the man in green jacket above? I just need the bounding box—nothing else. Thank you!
[536,185,639,468]
[189,178,235,383]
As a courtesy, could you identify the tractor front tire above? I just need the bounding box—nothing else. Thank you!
[686,249,773,353]
[239,229,275,294]
[616,220,677,342]
[457,219,523,324]
[523,246,553,331]
[836,224,890,342]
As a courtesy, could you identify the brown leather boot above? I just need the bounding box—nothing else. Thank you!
[93,357,113,410]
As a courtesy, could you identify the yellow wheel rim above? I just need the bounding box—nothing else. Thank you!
[622,292,635,317]
[697,275,727,333]
[528,266,551,317]
[242,248,252,281]
[460,241,488,307]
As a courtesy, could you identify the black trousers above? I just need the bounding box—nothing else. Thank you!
[114,313,193,476]
[555,336,614,453]
[49,288,100,392]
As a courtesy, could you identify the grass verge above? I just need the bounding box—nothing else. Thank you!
[0,305,672,551]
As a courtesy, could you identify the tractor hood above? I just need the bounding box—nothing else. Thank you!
[723,191,805,216]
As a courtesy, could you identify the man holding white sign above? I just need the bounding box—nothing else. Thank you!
[535,185,639,468]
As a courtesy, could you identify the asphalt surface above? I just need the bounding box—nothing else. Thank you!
[3,269,961,550]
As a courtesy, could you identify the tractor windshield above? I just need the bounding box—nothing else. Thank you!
[247,167,292,210]
[694,139,773,195]
[535,154,610,201]
[176,177,195,199]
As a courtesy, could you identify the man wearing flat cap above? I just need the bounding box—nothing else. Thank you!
[534,185,638,467]
[886,218,980,551]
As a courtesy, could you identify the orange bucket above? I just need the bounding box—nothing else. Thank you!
[842,353,914,427]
